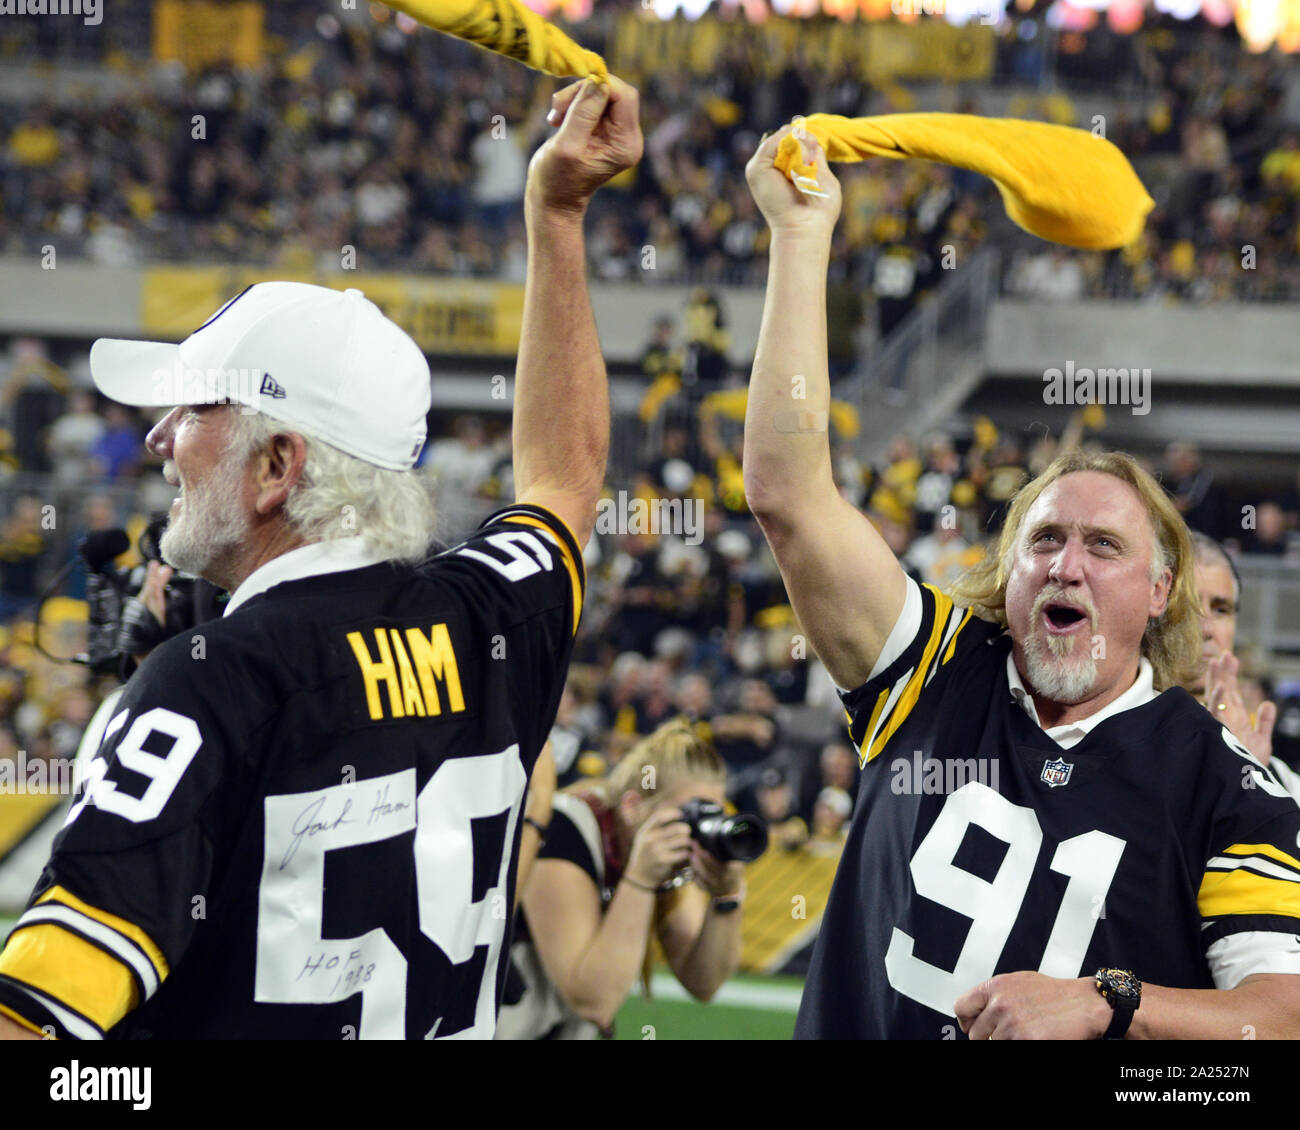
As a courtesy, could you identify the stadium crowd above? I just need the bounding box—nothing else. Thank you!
[2,8,1298,345]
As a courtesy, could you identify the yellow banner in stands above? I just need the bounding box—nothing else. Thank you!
[609,13,993,83]
[0,792,66,864]
[153,0,265,70]
[864,19,993,83]
[739,841,842,973]
[140,268,526,357]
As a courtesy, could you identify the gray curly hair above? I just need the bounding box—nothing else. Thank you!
[227,409,437,564]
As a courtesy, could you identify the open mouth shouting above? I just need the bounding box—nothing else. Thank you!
[1042,601,1090,636]
[1023,589,1101,702]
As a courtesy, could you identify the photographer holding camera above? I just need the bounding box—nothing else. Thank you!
[497,718,759,1039]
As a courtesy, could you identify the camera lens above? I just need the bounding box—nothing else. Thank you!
[717,815,767,863]
[681,798,769,863]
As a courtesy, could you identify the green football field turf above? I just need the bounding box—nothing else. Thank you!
[615,992,795,1039]
[0,912,801,1039]
[614,972,800,1039]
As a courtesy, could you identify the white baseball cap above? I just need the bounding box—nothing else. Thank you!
[89,282,431,471]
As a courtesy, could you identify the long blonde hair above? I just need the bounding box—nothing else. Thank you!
[947,449,1201,692]
[582,717,725,810]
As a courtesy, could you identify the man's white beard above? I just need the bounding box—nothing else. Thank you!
[160,457,249,582]
[1020,586,1101,705]
[1023,624,1098,704]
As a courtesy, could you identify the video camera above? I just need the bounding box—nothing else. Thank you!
[79,516,224,677]
[678,797,768,863]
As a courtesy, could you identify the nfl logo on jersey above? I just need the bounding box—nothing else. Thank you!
[1041,757,1073,788]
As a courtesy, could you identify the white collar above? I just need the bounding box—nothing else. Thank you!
[1006,652,1158,748]
[224,538,391,616]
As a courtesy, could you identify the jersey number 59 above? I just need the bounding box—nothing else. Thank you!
[255,749,525,1039]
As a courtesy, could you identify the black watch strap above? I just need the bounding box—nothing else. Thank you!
[1096,968,1140,1039]
[1103,1004,1135,1040]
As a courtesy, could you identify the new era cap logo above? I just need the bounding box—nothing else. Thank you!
[260,374,286,399]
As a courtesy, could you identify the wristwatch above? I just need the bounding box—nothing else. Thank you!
[1094,968,1141,1039]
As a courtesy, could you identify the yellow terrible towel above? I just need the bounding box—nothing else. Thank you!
[775,113,1153,250]
[383,0,1148,249]
[382,0,606,80]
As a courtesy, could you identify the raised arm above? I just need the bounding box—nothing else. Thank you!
[512,77,643,550]
[742,126,908,690]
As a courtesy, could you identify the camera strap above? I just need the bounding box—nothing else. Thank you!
[571,791,625,895]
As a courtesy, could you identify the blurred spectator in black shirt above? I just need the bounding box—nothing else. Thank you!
[639,316,681,383]
[711,678,778,770]
[600,651,647,739]
[749,765,809,851]
[674,672,713,725]
[682,288,729,396]
[913,434,961,536]
[1277,468,1300,535]
[633,660,677,735]
[2,338,67,474]
[1165,442,1223,540]
[818,741,859,804]
[0,495,48,622]
[644,424,700,496]
[1238,500,1291,557]
[604,533,671,657]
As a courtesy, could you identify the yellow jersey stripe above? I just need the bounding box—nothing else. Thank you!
[1198,868,1300,921]
[0,923,135,1033]
[0,1001,47,1037]
[858,689,890,767]
[867,591,954,762]
[1218,843,1300,876]
[504,508,586,596]
[501,514,583,635]
[942,608,973,665]
[843,707,862,765]
[36,886,169,982]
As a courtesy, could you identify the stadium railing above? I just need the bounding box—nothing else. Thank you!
[1239,556,1300,663]
[851,246,1000,466]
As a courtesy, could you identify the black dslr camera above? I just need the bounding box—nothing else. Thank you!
[80,516,224,677]
[678,798,769,863]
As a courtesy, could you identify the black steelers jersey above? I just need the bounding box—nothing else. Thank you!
[0,504,584,1040]
[795,581,1300,1040]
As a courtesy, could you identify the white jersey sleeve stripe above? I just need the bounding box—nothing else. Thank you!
[1206,929,1300,990]
[865,577,923,687]
[15,905,161,999]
